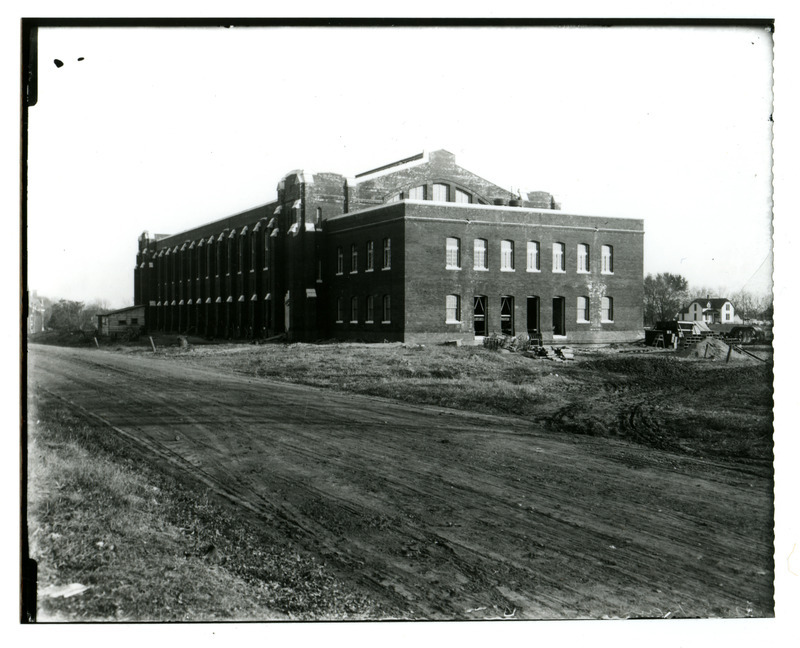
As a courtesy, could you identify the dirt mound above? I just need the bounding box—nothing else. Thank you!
[676,337,762,362]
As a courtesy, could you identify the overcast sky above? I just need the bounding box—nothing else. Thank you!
[27,25,774,307]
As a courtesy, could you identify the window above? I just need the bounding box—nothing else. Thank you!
[577,296,590,322]
[336,246,344,274]
[315,207,322,224]
[501,240,514,271]
[383,238,391,269]
[131,318,138,325]
[602,297,614,322]
[387,192,401,203]
[366,295,374,323]
[350,244,358,273]
[446,294,461,323]
[553,242,565,272]
[336,297,343,323]
[432,183,449,202]
[474,238,488,270]
[577,244,590,273]
[446,237,461,269]
[601,245,613,274]
[455,188,471,204]
[350,296,358,323]
[263,235,269,270]
[500,296,514,335]
[527,241,540,272]
[382,295,391,323]
[118,319,127,326]
[317,259,322,282]
[366,241,374,271]
[408,185,426,200]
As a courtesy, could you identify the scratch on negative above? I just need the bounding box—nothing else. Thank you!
[789,543,798,577]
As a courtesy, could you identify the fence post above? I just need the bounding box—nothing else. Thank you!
[149,336,157,353]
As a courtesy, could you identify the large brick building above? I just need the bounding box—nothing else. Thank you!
[135,150,644,344]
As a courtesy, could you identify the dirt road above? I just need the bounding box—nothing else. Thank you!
[27,344,773,619]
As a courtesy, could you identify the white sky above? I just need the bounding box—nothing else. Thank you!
[26,25,774,308]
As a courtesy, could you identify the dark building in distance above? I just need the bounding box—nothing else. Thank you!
[135,150,644,344]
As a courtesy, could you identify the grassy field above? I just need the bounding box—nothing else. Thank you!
[26,393,393,621]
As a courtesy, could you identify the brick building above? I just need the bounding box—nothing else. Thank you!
[135,150,644,344]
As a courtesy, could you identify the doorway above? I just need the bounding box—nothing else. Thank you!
[500,296,514,336]
[527,296,540,336]
[473,296,487,336]
[552,296,565,336]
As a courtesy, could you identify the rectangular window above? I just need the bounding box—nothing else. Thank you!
[474,238,488,270]
[336,297,343,323]
[336,246,344,275]
[446,237,461,269]
[446,294,461,323]
[366,295,374,322]
[350,296,358,323]
[131,318,138,325]
[382,295,391,323]
[577,296,590,322]
[350,244,358,273]
[264,236,269,270]
[577,244,590,273]
[317,259,322,282]
[601,245,613,274]
[408,185,426,200]
[432,183,449,202]
[602,296,614,322]
[118,320,127,326]
[366,241,374,271]
[501,240,515,271]
[526,241,540,272]
[383,238,391,269]
[455,188,471,204]
[553,242,565,272]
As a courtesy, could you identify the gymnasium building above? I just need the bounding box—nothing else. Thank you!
[134,150,644,344]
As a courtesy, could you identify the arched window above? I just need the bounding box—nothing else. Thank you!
[446,237,461,269]
[527,241,540,271]
[446,294,461,323]
[553,242,565,272]
[577,296,590,322]
[601,245,614,274]
[577,244,590,273]
[602,297,614,322]
[455,188,471,204]
[432,183,449,202]
[501,240,514,271]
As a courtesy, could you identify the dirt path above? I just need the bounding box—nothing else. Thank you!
[26,344,773,619]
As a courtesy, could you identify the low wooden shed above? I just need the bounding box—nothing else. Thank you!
[97,305,145,337]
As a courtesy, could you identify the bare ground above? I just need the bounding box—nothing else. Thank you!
[26,343,774,620]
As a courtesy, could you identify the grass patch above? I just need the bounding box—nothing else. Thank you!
[27,396,393,621]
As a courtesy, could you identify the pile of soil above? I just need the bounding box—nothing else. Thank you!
[676,337,760,362]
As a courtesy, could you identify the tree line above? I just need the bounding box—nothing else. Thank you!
[643,273,773,326]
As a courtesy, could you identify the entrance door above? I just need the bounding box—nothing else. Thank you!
[552,296,566,336]
[473,296,487,336]
[500,296,514,336]
[527,296,540,336]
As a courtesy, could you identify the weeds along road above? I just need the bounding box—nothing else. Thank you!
[27,344,773,619]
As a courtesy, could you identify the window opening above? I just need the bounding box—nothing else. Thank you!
[446,237,461,269]
[473,296,487,336]
[500,296,514,335]
[474,239,488,270]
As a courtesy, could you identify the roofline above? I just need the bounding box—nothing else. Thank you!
[325,198,643,228]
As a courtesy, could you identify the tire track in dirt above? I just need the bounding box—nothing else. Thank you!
[27,345,774,618]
